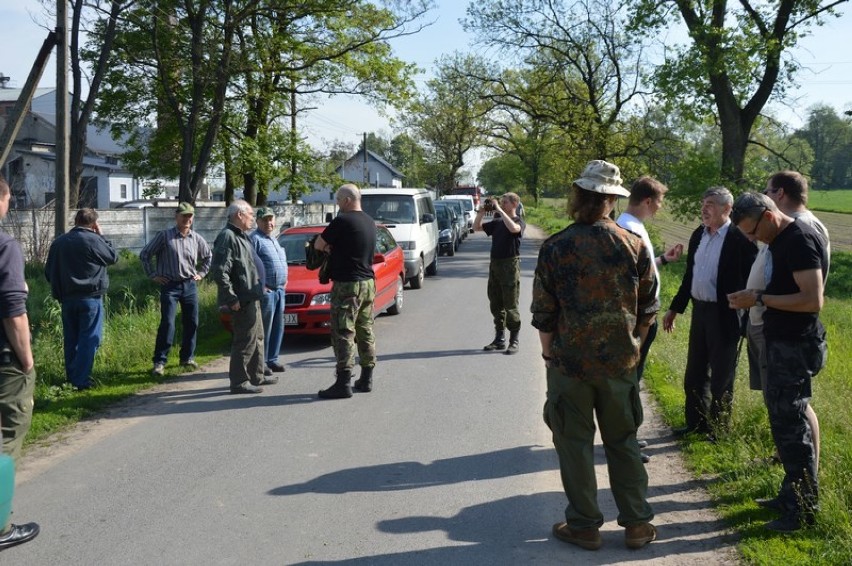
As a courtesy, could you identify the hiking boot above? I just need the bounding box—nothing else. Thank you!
[152,362,165,376]
[764,512,815,532]
[181,359,199,370]
[230,382,263,394]
[755,496,786,513]
[318,371,353,399]
[252,375,278,386]
[504,330,519,355]
[552,522,602,551]
[483,331,506,351]
[625,522,657,549]
[353,367,373,393]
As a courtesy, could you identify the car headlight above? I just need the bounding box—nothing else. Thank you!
[397,241,415,250]
[310,293,332,306]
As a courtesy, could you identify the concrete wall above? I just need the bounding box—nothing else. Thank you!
[0,202,338,262]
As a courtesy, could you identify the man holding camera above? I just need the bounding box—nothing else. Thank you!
[474,192,525,355]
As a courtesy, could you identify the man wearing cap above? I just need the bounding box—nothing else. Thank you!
[0,174,40,550]
[532,160,659,551]
[45,208,119,390]
[140,202,212,376]
[663,187,756,438]
[474,192,525,355]
[728,191,827,532]
[251,207,288,374]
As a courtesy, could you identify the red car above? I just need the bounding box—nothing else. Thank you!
[222,224,405,336]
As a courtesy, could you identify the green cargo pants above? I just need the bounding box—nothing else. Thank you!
[330,279,376,372]
[543,365,653,529]
[487,257,520,332]
[0,360,35,463]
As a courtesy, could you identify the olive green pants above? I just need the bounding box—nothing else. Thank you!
[487,257,520,332]
[1,359,36,532]
[543,365,653,529]
[330,279,376,372]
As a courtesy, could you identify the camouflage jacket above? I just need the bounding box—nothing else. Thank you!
[531,218,659,379]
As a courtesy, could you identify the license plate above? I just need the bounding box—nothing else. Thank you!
[284,313,298,326]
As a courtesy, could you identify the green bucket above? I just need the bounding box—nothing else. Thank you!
[0,454,14,528]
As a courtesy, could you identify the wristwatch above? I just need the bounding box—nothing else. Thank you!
[754,292,764,307]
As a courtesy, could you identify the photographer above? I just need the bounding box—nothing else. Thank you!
[474,193,525,354]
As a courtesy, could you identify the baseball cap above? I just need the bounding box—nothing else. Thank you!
[256,207,275,219]
[177,202,194,215]
[573,160,630,198]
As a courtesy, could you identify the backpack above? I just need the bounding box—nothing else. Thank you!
[305,234,331,284]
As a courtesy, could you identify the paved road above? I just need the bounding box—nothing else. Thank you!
[10,231,738,565]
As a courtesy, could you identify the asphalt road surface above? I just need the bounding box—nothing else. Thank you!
[9,230,738,565]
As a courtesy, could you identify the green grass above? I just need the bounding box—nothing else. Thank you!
[528,202,852,565]
[807,189,852,214]
[23,253,231,446]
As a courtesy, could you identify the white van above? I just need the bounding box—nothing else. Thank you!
[360,188,439,289]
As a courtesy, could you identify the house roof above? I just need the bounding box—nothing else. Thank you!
[0,87,54,103]
[339,148,405,178]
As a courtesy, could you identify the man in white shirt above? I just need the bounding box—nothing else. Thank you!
[616,176,683,462]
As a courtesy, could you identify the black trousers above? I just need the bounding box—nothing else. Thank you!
[683,301,739,433]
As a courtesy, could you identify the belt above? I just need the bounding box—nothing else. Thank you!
[692,299,717,306]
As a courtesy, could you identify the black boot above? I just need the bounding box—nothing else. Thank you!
[353,367,373,393]
[483,330,506,351]
[504,330,520,355]
[318,370,353,399]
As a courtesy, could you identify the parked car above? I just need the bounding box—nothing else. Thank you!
[434,201,462,251]
[437,199,468,242]
[360,188,439,289]
[435,205,458,256]
[441,195,475,232]
[220,223,405,336]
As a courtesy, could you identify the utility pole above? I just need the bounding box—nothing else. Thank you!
[362,132,368,185]
[55,0,70,236]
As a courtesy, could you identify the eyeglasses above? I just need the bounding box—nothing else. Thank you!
[743,207,767,236]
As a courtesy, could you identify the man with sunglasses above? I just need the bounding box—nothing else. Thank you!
[728,191,828,532]
[663,187,756,439]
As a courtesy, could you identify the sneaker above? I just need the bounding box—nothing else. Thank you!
[755,496,786,513]
[152,363,165,376]
[251,376,278,386]
[625,522,657,549]
[181,359,199,370]
[267,361,286,373]
[552,522,602,551]
[263,367,273,377]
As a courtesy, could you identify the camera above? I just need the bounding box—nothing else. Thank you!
[482,198,496,212]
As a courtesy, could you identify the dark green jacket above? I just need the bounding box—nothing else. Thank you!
[211,223,263,307]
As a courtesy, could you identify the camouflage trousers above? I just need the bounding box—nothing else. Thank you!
[765,333,826,514]
[330,279,376,373]
[487,257,521,332]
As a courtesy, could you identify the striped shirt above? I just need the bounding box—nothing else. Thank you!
[251,229,288,288]
[690,220,730,302]
[140,226,212,282]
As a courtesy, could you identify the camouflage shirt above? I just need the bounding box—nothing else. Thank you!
[531,218,659,379]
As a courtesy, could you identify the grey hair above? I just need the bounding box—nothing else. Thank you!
[227,199,251,220]
[703,186,733,207]
[731,192,778,225]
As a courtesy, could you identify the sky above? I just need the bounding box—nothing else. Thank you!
[2,1,852,176]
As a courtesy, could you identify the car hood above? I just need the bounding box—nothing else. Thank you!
[286,264,332,293]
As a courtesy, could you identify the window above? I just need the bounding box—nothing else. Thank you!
[120,184,127,199]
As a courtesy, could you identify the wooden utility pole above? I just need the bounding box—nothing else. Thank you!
[55,0,70,236]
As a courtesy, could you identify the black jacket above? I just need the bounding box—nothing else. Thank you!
[45,227,118,301]
[669,223,757,334]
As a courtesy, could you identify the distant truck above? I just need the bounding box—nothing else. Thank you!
[447,185,483,209]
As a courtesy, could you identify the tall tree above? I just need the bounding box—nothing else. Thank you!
[630,0,847,187]
[405,53,493,191]
[794,104,852,189]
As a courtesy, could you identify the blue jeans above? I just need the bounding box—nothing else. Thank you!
[153,280,199,365]
[61,297,105,388]
[260,287,285,365]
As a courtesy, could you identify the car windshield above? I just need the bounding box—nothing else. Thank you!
[436,208,451,229]
[361,195,417,224]
[278,232,314,264]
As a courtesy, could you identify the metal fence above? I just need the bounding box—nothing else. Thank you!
[0,202,338,263]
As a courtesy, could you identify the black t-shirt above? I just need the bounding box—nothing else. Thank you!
[763,220,829,340]
[321,211,376,282]
[483,214,525,259]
